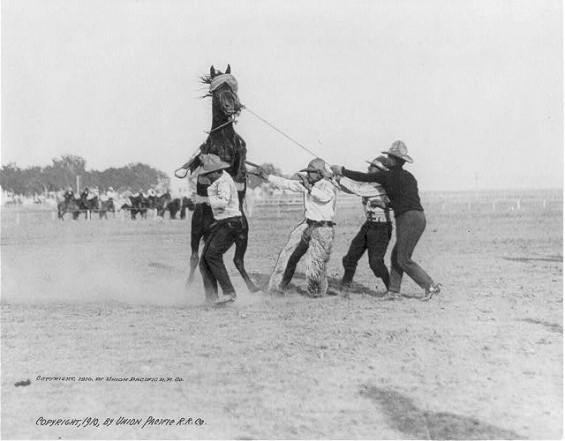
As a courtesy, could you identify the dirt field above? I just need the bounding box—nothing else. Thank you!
[1,195,562,439]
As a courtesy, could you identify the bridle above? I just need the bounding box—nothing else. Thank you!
[205,116,236,134]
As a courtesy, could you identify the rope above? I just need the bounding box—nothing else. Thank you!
[242,106,343,189]
[242,105,325,162]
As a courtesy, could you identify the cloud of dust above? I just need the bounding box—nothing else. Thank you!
[2,247,265,307]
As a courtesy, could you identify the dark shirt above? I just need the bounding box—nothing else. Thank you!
[342,166,423,217]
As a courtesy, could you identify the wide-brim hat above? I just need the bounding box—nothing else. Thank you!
[299,158,331,177]
[199,153,230,174]
[382,140,413,163]
[366,155,390,171]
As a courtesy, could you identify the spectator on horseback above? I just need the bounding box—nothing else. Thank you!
[80,187,90,201]
[332,140,441,301]
[63,187,75,201]
[337,155,393,296]
[256,158,338,298]
[101,186,115,202]
[198,154,244,305]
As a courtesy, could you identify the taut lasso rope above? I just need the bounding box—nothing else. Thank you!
[176,105,336,181]
[242,105,327,163]
[243,105,342,188]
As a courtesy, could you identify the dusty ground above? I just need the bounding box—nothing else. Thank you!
[1,198,562,439]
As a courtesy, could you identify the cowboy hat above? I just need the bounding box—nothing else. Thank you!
[382,140,413,163]
[366,155,390,171]
[199,154,230,174]
[299,158,331,177]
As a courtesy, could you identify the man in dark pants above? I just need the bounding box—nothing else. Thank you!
[332,141,441,301]
[338,156,393,294]
[198,155,244,305]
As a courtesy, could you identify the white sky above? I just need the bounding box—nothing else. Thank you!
[1,0,563,191]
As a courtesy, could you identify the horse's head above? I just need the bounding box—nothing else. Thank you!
[204,65,242,119]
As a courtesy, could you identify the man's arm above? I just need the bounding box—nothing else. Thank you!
[309,180,336,203]
[208,180,231,210]
[341,168,387,184]
[339,177,387,198]
[267,175,306,193]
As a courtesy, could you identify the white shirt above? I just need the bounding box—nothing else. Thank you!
[339,177,391,222]
[268,175,337,222]
[207,171,242,220]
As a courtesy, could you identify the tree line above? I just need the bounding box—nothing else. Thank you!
[0,155,169,196]
[0,154,285,196]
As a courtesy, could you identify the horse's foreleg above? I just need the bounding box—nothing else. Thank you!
[186,234,201,286]
[233,229,260,292]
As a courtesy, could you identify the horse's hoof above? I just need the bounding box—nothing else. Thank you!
[247,284,261,293]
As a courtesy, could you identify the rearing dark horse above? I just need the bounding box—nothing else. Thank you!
[182,65,258,292]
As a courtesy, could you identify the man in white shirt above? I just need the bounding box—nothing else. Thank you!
[198,155,244,305]
[338,156,393,295]
[257,158,338,297]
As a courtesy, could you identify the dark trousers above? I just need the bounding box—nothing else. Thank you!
[191,191,248,249]
[389,210,434,292]
[342,221,392,289]
[199,217,243,301]
[191,203,215,251]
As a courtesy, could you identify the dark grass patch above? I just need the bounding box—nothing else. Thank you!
[502,255,563,263]
[519,318,563,334]
[360,385,525,439]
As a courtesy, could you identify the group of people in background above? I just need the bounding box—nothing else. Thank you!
[61,186,165,202]
[62,186,117,203]
[192,140,441,305]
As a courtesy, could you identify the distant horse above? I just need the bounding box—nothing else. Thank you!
[153,192,172,217]
[165,196,194,219]
[57,196,81,220]
[182,65,258,292]
[128,195,150,219]
[98,199,115,219]
[78,195,99,220]
[180,197,194,219]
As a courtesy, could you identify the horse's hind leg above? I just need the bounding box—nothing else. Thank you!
[186,251,200,286]
[186,204,205,286]
[233,221,259,292]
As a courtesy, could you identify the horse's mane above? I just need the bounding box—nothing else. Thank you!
[199,74,213,99]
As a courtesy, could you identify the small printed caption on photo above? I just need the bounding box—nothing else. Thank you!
[34,376,184,383]
[36,416,205,429]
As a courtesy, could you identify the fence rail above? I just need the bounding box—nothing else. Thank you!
[2,193,562,226]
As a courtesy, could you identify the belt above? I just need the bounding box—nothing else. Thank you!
[306,219,335,227]
[367,217,391,224]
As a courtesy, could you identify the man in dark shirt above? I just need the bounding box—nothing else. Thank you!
[332,140,441,301]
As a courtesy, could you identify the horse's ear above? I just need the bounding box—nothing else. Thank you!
[210,65,216,78]
[225,64,231,74]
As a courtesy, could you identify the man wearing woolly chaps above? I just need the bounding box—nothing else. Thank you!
[259,158,338,297]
